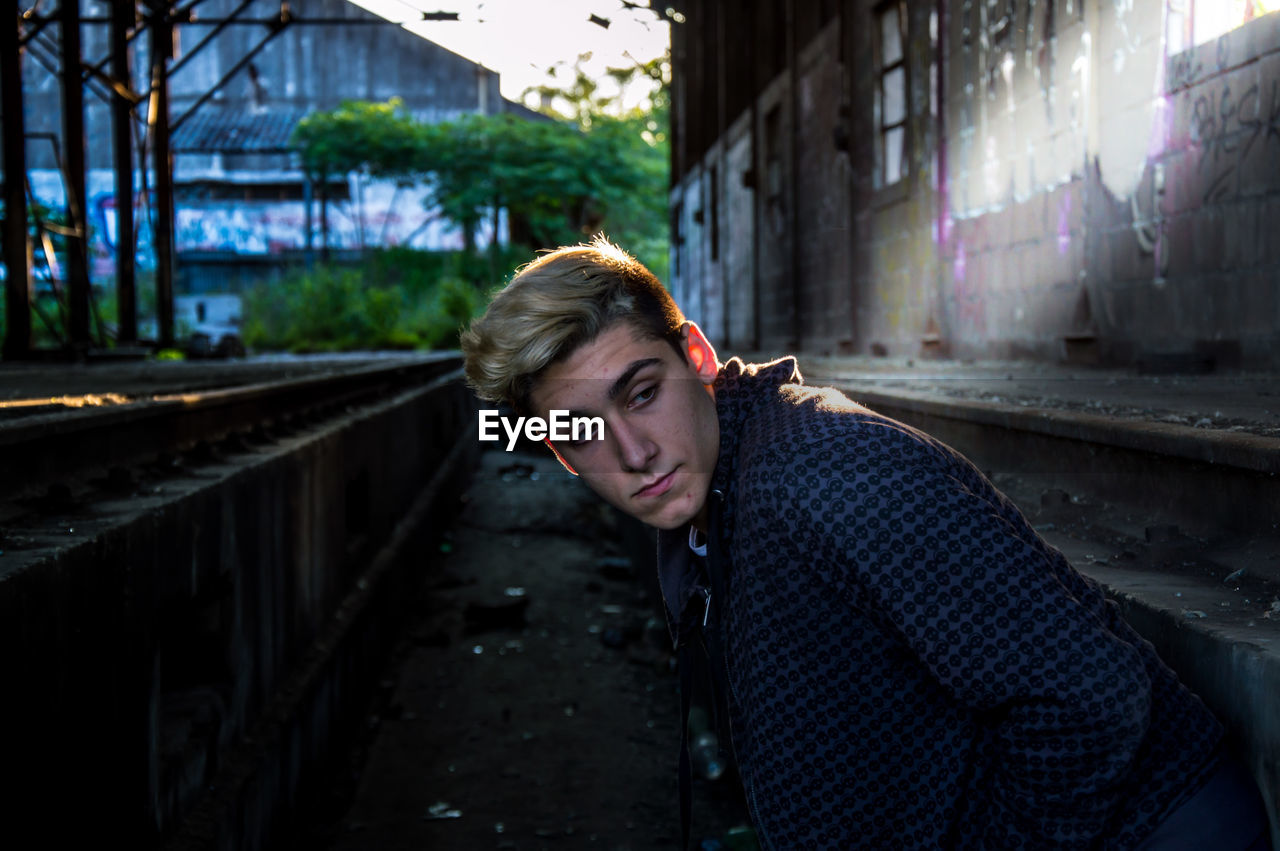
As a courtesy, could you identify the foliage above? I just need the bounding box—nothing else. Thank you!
[241,248,504,353]
[418,112,623,254]
[521,51,671,279]
[289,49,671,279]
[272,52,672,352]
[292,98,422,182]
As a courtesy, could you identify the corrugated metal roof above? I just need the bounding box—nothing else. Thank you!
[172,108,307,154]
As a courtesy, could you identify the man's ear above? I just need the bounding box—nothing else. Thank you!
[681,321,719,386]
[543,438,578,476]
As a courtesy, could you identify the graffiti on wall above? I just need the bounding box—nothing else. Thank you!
[27,169,493,280]
[1188,79,1280,204]
[1167,47,1206,92]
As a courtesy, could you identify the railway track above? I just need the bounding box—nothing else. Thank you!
[0,353,460,508]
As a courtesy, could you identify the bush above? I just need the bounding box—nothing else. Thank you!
[242,250,499,353]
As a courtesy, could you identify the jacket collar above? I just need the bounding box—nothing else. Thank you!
[709,356,804,498]
[655,355,803,645]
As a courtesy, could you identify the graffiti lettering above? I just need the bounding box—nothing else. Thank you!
[1188,80,1275,205]
[1168,50,1205,92]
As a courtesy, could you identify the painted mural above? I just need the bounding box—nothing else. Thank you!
[26,169,497,279]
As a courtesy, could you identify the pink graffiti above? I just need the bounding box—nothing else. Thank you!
[935,207,954,246]
[1149,93,1174,161]
[1057,191,1072,256]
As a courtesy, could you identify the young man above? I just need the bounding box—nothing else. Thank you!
[461,237,1271,850]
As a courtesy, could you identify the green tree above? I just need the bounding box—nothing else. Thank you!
[522,51,671,279]
[290,51,671,282]
[293,97,421,180]
[419,113,605,255]
[292,98,422,253]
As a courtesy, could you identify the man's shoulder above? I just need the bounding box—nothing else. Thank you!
[740,376,901,449]
[732,374,966,486]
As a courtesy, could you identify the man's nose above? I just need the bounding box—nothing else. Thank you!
[613,420,656,473]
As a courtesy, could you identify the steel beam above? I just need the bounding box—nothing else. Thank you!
[112,0,137,345]
[165,0,255,78]
[3,0,32,358]
[61,0,92,350]
[170,6,292,133]
[148,0,175,348]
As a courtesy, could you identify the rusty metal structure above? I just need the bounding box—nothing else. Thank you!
[0,0,355,360]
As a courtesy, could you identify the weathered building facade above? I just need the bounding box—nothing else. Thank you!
[17,0,533,266]
[669,0,1280,368]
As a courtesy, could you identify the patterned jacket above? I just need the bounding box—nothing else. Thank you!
[656,357,1223,849]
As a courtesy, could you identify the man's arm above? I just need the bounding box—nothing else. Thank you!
[775,425,1152,848]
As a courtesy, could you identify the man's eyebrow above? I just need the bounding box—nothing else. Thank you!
[607,358,662,402]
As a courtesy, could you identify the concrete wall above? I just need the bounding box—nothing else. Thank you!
[0,368,478,847]
[757,72,797,349]
[723,112,758,349]
[1094,9,1280,366]
[671,0,1280,368]
[796,23,854,354]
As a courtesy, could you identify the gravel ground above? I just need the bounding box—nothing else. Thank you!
[311,449,751,851]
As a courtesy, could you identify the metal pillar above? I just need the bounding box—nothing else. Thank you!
[303,175,314,268]
[111,0,137,345]
[61,0,92,350]
[3,0,32,358]
[148,1,175,349]
[785,0,800,351]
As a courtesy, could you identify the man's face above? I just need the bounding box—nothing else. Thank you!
[529,322,720,531]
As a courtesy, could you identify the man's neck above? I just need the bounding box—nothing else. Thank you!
[690,502,709,534]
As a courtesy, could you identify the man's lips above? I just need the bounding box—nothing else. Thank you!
[634,469,677,499]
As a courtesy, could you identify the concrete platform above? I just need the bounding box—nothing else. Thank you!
[0,356,480,848]
[787,353,1280,439]
[0,352,443,413]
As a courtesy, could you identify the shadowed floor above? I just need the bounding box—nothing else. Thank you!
[317,448,750,851]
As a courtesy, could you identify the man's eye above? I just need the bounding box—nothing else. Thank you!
[630,385,657,406]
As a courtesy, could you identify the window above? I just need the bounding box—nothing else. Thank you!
[1169,0,1272,51]
[876,1,908,186]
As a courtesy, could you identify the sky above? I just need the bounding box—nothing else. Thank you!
[344,0,673,109]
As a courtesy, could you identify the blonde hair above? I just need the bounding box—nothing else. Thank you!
[461,236,685,412]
